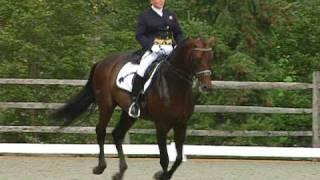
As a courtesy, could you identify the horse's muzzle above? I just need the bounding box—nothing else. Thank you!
[195,69,212,92]
[198,82,213,92]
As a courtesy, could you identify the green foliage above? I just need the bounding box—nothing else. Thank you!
[0,0,319,146]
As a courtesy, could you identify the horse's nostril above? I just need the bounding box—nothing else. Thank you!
[201,84,212,91]
[200,85,208,91]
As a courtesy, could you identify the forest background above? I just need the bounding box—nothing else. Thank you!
[1,0,320,147]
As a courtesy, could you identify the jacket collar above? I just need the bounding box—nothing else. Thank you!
[151,5,163,17]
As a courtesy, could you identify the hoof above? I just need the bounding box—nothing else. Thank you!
[154,171,169,180]
[112,172,122,180]
[92,165,106,175]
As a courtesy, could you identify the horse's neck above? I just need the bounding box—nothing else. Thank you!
[165,66,192,89]
[150,45,194,99]
[152,60,193,104]
[169,47,192,75]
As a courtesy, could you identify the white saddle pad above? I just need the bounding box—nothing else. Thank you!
[116,62,161,93]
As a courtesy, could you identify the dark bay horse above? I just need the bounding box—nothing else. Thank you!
[53,37,215,180]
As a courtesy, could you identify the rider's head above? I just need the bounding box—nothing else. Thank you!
[150,0,165,9]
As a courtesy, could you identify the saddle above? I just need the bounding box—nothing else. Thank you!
[116,51,169,115]
[127,50,144,64]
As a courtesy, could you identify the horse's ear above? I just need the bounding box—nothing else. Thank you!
[207,37,215,46]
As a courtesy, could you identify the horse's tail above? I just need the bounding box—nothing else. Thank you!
[52,63,97,126]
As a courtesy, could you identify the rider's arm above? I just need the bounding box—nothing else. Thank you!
[171,12,184,45]
[136,13,153,51]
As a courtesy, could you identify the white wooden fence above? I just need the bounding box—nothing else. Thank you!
[0,72,320,159]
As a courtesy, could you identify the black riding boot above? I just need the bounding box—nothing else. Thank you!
[129,74,144,118]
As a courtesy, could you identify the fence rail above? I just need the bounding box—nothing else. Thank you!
[0,102,313,114]
[0,79,87,86]
[0,78,313,89]
[0,126,313,137]
[0,72,319,147]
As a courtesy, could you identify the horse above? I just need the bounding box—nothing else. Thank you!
[53,37,215,180]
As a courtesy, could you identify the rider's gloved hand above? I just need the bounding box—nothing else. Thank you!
[151,44,161,53]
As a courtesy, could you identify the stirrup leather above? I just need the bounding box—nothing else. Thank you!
[128,102,140,118]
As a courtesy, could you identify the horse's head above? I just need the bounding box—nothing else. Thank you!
[182,37,215,92]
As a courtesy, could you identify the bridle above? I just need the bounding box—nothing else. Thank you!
[161,46,213,85]
[192,47,213,78]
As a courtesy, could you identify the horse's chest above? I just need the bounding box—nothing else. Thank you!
[147,96,193,120]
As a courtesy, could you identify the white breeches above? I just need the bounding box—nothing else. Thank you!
[136,44,173,77]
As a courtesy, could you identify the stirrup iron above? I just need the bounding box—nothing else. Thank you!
[128,102,140,118]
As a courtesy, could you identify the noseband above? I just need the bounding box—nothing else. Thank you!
[193,48,213,52]
[192,47,213,78]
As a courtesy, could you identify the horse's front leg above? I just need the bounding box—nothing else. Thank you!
[112,111,136,180]
[154,124,170,180]
[167,124,187,179]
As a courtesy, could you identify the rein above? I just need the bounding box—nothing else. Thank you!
[162,60,193,85]
[161,47,213,85]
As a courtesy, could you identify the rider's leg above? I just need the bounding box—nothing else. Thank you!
[128,44,173,118]
[129,50,158,118]
[128,73,144,118]
[135,44,173,80]
[136,51,158,77]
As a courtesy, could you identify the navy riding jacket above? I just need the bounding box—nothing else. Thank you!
[136,8,184,51]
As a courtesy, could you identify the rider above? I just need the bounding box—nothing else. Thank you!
[128,0,184,118]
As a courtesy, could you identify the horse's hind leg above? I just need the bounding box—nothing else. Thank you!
[112,111,136,180]
[167,123,187,179]
[93,107,115,175]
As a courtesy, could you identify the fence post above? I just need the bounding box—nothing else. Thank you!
[312,72,320,147]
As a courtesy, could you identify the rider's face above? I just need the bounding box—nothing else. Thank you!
[151,0,165,9]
